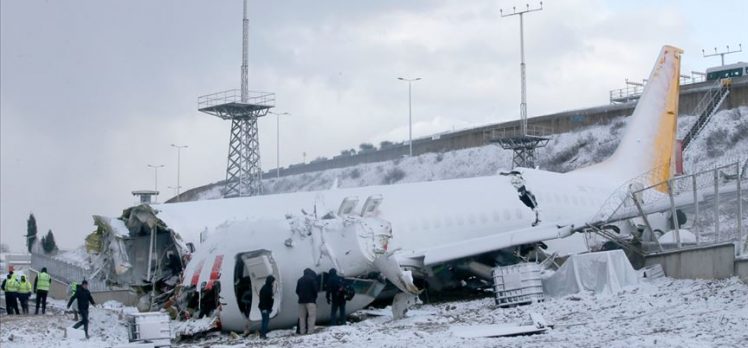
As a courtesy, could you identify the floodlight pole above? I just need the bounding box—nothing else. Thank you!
[702,44,742,66]
[269,111,290,179]
[147,164,164,202]
[170,144,188,201]
[397,77,422,156]
[501,2,543,136]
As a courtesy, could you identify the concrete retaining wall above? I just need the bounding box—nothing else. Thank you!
[644,243,736,280]
[735,258,748,283]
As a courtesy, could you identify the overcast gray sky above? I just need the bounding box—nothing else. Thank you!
[1,0,745,251]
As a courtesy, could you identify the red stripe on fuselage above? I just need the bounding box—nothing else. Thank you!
[209,255,224,281]
[191,259,206,286]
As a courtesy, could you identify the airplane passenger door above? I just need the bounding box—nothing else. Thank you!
[237,250,281,321]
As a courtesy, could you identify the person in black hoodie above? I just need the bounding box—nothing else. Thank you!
[325,268,347,326]
[258,275,275,339]
[67,280,96,339]
[295,268,318,335]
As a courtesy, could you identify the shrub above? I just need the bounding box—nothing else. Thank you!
[382,167,406,184]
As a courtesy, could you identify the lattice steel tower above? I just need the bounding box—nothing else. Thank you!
[198,0,274,197]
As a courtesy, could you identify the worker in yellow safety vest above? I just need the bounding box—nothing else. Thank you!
[34,267,52,314]
[2,271,20,315]
[17,275,33,314]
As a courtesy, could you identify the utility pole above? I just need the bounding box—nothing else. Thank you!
[269,111,290,179]
[147,164,164,202]
[397,77,421,156]
[702,44,742,66]
[170,144,188,201]
[500,2,543,136]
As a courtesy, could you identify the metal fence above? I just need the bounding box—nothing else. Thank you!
[630,160,746,254]
[30,253,108,292]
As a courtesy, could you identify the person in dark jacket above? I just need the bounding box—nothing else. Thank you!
[325,268,348,326]
[295,268,318,334]
[66,280,96,338]
[258,275,275,339]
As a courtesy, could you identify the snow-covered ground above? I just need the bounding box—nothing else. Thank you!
[4,276,745,348]
[0,299,137,348]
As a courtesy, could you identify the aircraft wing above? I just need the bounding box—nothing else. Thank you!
[399,221,578,266]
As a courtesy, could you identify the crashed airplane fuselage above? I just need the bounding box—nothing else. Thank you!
[99,45,683,332]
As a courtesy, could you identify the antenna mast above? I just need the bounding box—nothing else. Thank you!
[241,0,249,102]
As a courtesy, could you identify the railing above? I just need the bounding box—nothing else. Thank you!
[484,124,554,141]
[197,89,275,110]
[609,85,645,104]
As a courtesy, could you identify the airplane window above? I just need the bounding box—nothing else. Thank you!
[515,208,523,219]
[456,215,465,226]
[503,209,511,220]
[433,217,442,228]
[445,216,454,227]
[492,210,501,222]
[468,214,477,225]
[479,212,488,224]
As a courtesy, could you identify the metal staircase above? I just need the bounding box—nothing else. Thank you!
[681,79,731,150]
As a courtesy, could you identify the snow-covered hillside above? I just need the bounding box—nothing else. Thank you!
[192,106,748,201]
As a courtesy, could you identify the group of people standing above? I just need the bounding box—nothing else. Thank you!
[2,268,96,339]
[294,268,354,336]
[255,267,354,339]
[2,267,51,315]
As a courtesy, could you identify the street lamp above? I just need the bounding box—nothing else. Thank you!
[397,77,421,156]
[269,111,290,179]
[170,144,188,201]
[147,164,164,203]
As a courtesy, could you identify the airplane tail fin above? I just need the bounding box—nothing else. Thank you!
[580,45,682,190]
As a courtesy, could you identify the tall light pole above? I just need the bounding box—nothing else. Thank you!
[500,2,543,136]
[397,77,421,156]
[269,111,290,179]
[170,144,188,201]
[147,164,164,202]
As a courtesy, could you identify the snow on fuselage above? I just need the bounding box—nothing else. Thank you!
[168,169,617,331]
[156,169,615,258]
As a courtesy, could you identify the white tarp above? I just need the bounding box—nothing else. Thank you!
[542,250,639,297]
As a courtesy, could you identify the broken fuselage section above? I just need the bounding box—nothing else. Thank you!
[172,201,410,332]
[89,205,190,311]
